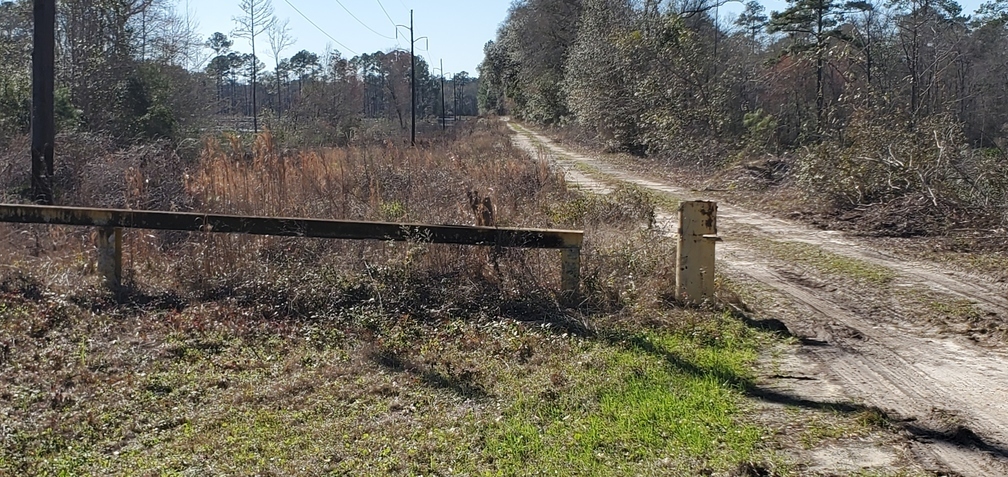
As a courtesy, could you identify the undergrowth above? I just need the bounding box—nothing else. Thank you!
[0,120,783,475]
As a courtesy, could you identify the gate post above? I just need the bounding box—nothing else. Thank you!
[560,246,580,295]
[96,227,122,291]
[675,201,719,304]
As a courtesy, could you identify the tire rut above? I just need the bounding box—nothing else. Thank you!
[509,121,1008,476]
[722,247,1008,476]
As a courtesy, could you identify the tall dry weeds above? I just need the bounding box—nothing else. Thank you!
[52,121,559,309]
[2,120,666,320]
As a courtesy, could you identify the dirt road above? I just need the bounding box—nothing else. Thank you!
[509,122,1008,476]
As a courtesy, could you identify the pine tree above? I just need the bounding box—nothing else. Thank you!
[232,0,276,133]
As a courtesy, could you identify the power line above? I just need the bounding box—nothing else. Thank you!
[375,0,396,27]
[378,0,406,48]
[281,0,358,56]
[332,0,397,40]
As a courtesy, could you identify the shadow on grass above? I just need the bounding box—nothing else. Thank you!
[66,284,187,314]
[601,328,1008,464]
[370,348,490,401]
[750,384,1008,462]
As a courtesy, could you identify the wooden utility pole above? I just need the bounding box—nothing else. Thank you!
[396,10,425,145]
[32,0,55,205]
[440,59,446,131]
[410,9,416,145]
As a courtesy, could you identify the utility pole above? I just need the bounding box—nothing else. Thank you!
[410,9,415,145]
[440,59,446,131]
[396,11,426,146]
[32,0,55,205]
[452,75,458,122]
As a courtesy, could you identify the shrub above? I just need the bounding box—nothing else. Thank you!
[795,108,1008,228]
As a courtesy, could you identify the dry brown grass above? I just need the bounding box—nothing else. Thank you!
[3,120,920,476]
[0,119,665,316]
[187,123,558,225]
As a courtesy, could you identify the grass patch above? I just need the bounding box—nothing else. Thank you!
[924,298,985,322]
[0,287,774,475]
[753,239,897,285]
[1,119,783,475]
[791,407,879,450]
[488,314,765,475]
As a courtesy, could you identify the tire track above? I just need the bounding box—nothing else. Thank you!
[509,120,1008,476]
[512,122,1008,315]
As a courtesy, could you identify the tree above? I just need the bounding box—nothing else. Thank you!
[890,0,964,119]
[735,1,768,52]
[769,0,869,133]
[844,0,880,87]
[477,40,516,115]
[733,1,769,115]
[148,1,205,68]
[493,0,585,123]
[563,0,639,150]
[239,53,266,117]
[0,0,31,140]
[232,0,276,133]
[289,49,319,97]
[266,17,295,118]
[205,32,233,110]
[206,54,232,111]
[226,52,246,114]
[206,31,233,56]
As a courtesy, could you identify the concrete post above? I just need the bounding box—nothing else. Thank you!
[96,227,122,290]
[675,201,719,304]
[560,247,581,296]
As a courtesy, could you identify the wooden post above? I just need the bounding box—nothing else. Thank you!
[676,201,719,304]
[96,227,122,290]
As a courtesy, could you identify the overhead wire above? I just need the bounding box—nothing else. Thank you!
[375,0,396,27]
[332,0,398,40]
[375,0,403,48]
[281,0,358,56]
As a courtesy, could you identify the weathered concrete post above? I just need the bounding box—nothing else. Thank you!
[96,227,122,290]
[676,201,719,304]
[560,246,581,296]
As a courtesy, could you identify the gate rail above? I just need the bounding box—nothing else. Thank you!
[0,204,582,293]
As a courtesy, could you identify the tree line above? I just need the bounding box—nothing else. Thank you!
[0,0,479,148]
[479,0,1008,221]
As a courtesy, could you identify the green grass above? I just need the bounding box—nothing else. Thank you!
[0,286,771,476]
[486,313,765,475]
[753,239,897,285]
[924,298,985,322]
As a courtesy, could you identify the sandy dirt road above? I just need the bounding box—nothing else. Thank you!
[509,121,1008,476]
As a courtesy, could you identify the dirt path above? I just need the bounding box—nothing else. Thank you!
[509,121,1008,476]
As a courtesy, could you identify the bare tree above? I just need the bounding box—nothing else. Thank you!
[267,17,295,119]
[148,0,204,68]
[232,0,275,133]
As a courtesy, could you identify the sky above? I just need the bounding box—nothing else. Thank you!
[187,0,991,76]
[190,0,512,76]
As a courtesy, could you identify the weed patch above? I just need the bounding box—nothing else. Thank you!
[1,120,782,475]
[752,239,896,285]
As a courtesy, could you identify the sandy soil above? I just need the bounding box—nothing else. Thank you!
[510,121,1008,476]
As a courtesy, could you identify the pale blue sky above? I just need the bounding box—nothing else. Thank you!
[191,0,512,76]
[187,0,990,76]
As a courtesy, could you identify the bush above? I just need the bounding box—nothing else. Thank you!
[799,111,996,206]
[795,109,1008,230]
